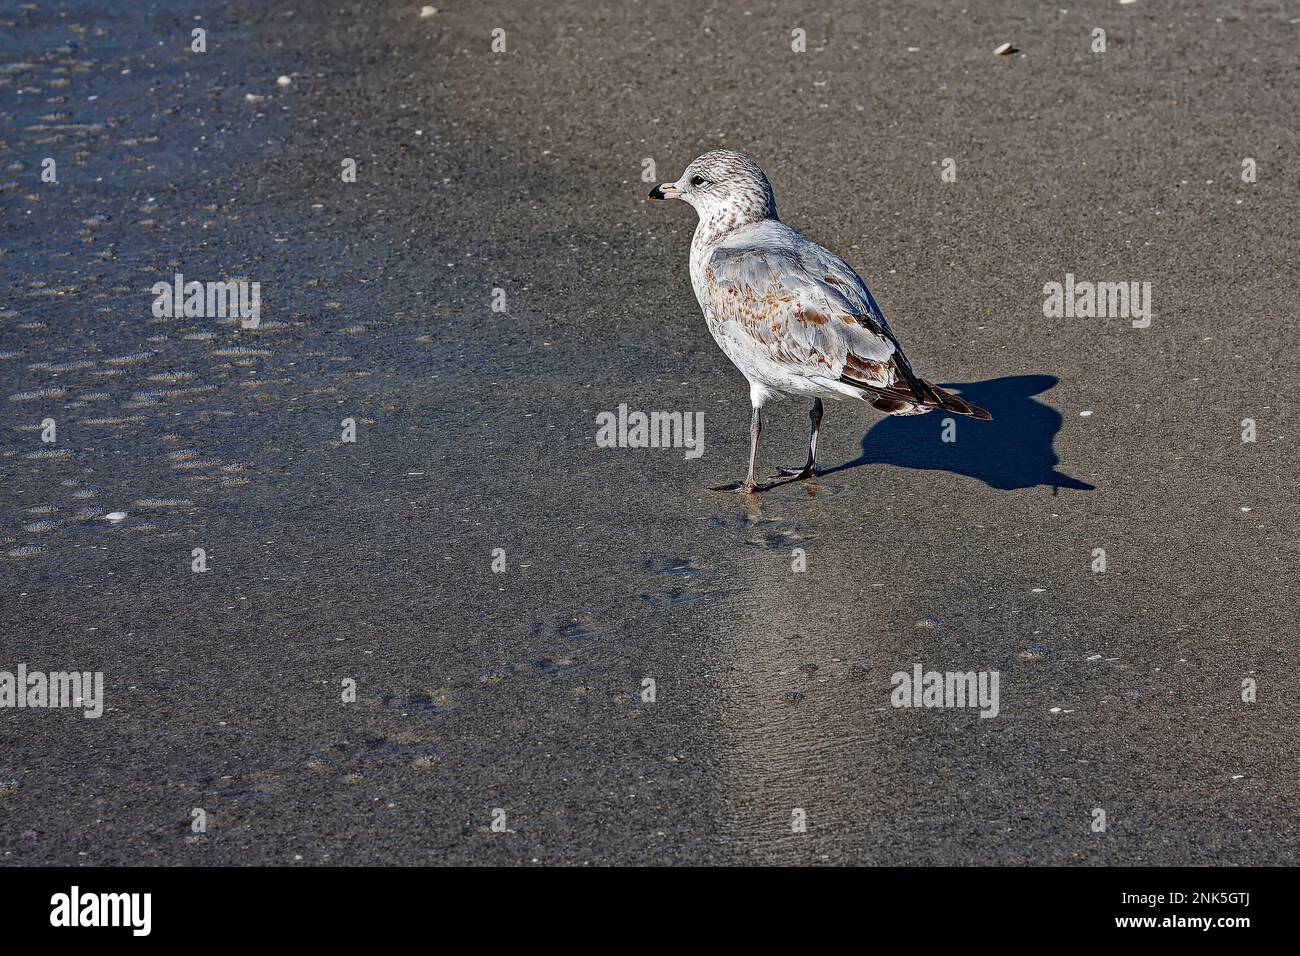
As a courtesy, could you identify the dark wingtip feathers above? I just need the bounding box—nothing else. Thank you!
[929,382,993,421]
[843,374,992,420]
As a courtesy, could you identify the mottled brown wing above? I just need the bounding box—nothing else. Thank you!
[704,236,992,420]
[702,243,896,386]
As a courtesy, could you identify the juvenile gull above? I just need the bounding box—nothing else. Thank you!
[650,149,991,493]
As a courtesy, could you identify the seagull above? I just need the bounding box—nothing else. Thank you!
[649,149,991,493]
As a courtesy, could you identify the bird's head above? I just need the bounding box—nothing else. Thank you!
[649,150,778,228]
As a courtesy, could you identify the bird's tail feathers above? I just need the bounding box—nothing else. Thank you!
[840,318,992,419]
[847,377,992,420]
[924,380,992,420]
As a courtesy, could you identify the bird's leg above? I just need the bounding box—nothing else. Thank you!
[774,398,822,480]
[735,405,762,494]
[809,397,823,471]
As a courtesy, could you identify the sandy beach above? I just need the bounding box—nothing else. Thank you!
[1,0,1297,865]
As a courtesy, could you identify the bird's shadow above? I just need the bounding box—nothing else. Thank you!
[822,374,1095,493]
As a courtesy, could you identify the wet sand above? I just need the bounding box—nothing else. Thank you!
[1,0,1297,864]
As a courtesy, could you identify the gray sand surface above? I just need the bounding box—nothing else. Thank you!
[1,0,1296,864]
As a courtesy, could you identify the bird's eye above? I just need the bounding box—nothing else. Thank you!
[690,175,708,188]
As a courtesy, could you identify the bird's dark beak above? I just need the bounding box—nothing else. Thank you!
[649,182,680,201]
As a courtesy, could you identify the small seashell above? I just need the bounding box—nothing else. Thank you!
[993,42,1015,55]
